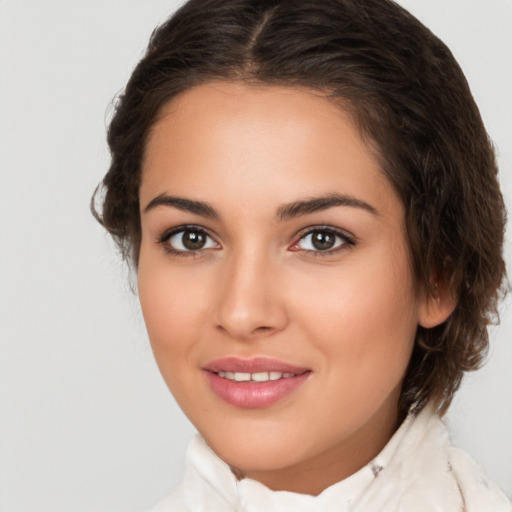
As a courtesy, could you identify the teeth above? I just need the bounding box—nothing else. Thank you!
[251,372,270,382]
[217,371,296,382]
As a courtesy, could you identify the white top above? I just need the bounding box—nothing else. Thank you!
[150,405,511,512]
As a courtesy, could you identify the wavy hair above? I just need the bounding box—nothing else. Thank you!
[92,0,507,415]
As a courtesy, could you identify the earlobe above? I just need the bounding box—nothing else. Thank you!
[418,277,457,329]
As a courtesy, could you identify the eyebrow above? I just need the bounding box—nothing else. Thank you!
[276,193,378,221]
[144,194,220,218]
[143,192,378,220]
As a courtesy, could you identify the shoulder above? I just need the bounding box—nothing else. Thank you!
[448,446,512,512]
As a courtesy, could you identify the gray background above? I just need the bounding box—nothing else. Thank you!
[1,1,511,510]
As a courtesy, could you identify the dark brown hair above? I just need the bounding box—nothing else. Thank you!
[92,0,507,415]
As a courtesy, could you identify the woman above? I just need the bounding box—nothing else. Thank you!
[93,0,511,509]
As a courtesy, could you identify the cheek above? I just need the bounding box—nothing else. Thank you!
[137,256,211,370]
[298,246,418,383]
[137,259,217,415]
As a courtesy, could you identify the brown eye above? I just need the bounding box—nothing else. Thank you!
[311,231,336,250]
[182,230,207,250]
[295,227,352,253]
[165,227,218,252]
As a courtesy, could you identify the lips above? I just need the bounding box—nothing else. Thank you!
[202,357,311,408]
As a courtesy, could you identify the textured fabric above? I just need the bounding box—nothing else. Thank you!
[150,405,511,512]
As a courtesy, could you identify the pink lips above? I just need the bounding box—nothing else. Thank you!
[202,357,311,408]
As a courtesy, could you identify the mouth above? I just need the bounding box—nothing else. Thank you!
[202,357,311,408]
[215,370,299,382]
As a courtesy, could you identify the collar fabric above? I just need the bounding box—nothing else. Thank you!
[151,404,511,512]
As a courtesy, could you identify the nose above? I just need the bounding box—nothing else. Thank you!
[212,251,289,341]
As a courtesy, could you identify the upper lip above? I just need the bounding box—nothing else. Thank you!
[203,357,310,375]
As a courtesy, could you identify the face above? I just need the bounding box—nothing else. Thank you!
[138,82,437,494]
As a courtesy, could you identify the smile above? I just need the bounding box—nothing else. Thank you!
[216,371,296,382]
[203,357,311,408]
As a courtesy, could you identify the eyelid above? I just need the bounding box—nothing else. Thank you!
[157,224,220,256]
[290,225,356,254]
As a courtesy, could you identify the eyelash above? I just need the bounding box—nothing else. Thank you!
[156,225,356,258]
[292,226,356,256]
[157,225,219,257]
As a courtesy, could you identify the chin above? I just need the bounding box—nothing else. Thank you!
[199,418,310,473]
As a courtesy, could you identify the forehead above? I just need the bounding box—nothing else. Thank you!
[140,81,401,217]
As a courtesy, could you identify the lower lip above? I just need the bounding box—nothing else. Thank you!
[204,371,310,408]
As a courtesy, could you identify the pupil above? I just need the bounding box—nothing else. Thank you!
[312,231,335,250]
[182,230,206,250]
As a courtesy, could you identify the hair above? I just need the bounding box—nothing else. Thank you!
[92,0,507,416]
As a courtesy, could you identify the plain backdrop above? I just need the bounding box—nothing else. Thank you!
[1,1,511,510]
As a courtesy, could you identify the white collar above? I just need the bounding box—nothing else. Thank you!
[153,404,511,512]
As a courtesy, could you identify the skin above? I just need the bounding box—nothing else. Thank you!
[137,82,454,495]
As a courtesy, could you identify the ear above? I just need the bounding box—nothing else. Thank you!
[418,271,457,329]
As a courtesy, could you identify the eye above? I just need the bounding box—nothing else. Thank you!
[291,227,354,253]
[159,226,219,254]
